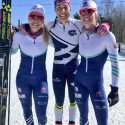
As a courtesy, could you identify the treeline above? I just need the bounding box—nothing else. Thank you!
[74,0,125,44]
[98,0,125,44]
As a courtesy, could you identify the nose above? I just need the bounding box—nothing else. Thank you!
[62,9,65,12]
[33,19,38,23]
[83,14,89,17]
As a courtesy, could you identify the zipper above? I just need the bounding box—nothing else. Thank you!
[86,57,88,72]
[31,57,34,74]
[34,39,35,44]
[31,38,36,73]
[63,26,65,32]
[87,34,89,40]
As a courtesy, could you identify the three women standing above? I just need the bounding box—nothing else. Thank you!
[18,0,110,124]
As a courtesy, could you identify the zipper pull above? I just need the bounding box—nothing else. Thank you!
[31,57,34,74]
[33,39,36,44]
[87,34,89,40]
[86,57,88,72]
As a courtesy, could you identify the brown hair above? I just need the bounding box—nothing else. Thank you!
[52,16,57,28]
[42,24,50,46]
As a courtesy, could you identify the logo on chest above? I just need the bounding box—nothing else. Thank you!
[68,30,77,36]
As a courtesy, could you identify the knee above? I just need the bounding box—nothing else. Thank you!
[55,98,64,107]
[37,93,48,106]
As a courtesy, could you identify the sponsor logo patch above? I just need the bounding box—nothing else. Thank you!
[18,88,22,93]
[75,87,78,92]
[113,42,117,48]
[33,5,39,9]
[71,82,74,86]
[96,91,102,97]
[75,93,82,98]
[41,87,46,93]
[96,105,106,109]
[53,78,62,82]
[18,94,26,99]
[38,101,47,105]
[83,2,88,7]
[68,30,77,36]
[0,58,4,66]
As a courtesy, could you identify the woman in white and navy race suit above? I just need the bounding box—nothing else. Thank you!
[11,5,50,125]
[75,0,119,125]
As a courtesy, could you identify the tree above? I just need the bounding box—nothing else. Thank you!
[18,19,21,28]
[73,12,80,20]
[98,0,125,43]
[98,14,114,31]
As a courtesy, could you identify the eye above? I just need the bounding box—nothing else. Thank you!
[64,6,67,10]
[87,9,91,13]
[37,16,42,19]
[28,14,36,19]
[56,7,61,11]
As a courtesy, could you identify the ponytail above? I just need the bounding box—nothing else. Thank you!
[43,24,50,46]
[43,16,57,45]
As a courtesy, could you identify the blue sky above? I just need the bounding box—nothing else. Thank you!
[0,0,125,26]
[0,0,83,26]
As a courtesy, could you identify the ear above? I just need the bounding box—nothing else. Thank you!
[95,13,97,18]
[41,20,44,27]
[42,19,44,24]
[95,13,98,21]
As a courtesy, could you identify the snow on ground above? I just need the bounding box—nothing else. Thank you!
[5,45,125,125]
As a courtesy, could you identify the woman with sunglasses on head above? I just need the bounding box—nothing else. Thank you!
[19,0,110,125]
[11,5,50,125]
[75,0,119,125]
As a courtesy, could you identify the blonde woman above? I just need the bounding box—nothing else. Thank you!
[11,5,50,125]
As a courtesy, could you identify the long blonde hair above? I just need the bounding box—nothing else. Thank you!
[42,24,50,46]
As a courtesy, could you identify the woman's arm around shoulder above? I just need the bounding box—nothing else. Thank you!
[45,20,55,31]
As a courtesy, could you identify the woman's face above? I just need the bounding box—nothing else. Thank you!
[28,11,44,34]
[55,2,70,25]
[80,9,97,29]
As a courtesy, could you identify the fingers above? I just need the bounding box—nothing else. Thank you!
[108,96,119,107]
[19,24,27,35]
[96,25,108,36]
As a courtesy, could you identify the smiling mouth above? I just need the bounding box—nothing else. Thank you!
[84,19,90,21]
[32,24,39,27]
[60,14,67,18]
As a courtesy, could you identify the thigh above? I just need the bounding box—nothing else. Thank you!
[52,67,66,106]
[75,82,90,124]
[75,69,90,107]
[16,72,32,108]
[75,82,89,111]
[33,81,48,121]
[33,81,48,106]
[89,84,108,125]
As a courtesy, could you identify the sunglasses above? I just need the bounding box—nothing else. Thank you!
[28,14,45,21]
[79,9,95,16]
